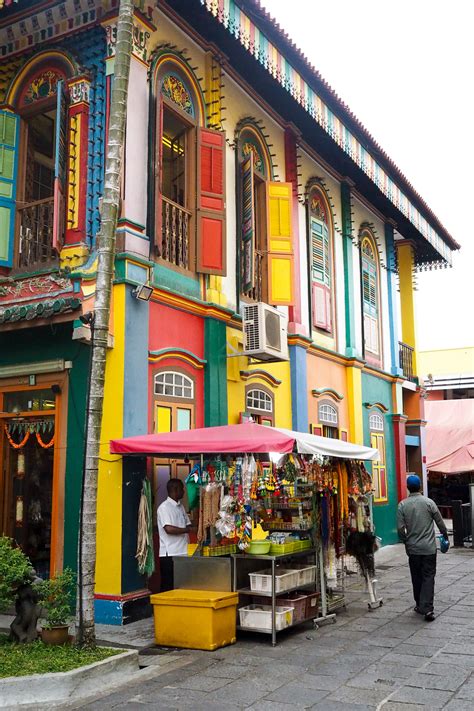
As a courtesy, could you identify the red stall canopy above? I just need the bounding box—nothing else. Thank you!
[425,400,474,474]
[110,422,295,455]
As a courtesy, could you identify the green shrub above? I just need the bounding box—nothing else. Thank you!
[0,536,33,612]
[36,568,75,629]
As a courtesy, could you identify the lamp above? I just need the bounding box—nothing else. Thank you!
[132,284,153,302]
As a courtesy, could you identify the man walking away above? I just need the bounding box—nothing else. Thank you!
[157,478,192,592]
[397,474,449,622]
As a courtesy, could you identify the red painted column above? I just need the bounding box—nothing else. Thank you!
[392,414,408,501]
[284,125,306,335]
[65,78,90,246]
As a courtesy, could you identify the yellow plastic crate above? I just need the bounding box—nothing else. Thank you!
[150,590,238,651]
[269,542,297,555]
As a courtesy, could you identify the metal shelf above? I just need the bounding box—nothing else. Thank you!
[232,548,315,561]
[237,582,316,596]
[237,612,318,635]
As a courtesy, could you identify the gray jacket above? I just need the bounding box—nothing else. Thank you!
[397,492,448,555]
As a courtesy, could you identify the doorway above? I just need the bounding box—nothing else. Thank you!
[0,387,57,579]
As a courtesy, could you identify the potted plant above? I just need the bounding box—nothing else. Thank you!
[0,536,40,643]
[36,568,75,645]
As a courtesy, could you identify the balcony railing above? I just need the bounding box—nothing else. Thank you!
[399,341,416,382]
[161,196,191,270]
[18,198,57,269]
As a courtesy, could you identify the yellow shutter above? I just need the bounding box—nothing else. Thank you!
[156,405,172,433]
[265,181,294,305]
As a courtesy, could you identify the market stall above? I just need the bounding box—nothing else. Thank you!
[111,422,381,647]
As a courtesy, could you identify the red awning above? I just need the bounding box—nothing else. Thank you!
[425,400,474,475]
[110,422,295,455]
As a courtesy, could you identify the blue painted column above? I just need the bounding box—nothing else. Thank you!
[385,222,403,376]
[289,342,309,432]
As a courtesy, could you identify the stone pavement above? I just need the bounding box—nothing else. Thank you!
[70,544,474,710]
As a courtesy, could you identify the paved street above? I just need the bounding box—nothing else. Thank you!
[74,545,474,710]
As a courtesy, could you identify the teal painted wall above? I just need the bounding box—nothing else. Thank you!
[0,323,89,571]
[361,372,398,545]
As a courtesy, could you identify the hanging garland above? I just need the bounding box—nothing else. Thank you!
[4,424,30,450]
[36,431,55,449]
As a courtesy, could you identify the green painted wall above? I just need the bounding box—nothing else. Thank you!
[361,372,398,545]
[0,323,89,571]
[204,318,228,426]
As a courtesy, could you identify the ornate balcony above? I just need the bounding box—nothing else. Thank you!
[161,196,191,270]
[399,341,416,382]
[17,198,58,270]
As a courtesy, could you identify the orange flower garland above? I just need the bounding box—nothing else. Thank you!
[36,431,55,449]
[4,424,30,449]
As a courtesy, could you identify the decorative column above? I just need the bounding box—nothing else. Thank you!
[60,77,91,268]
[205,317,228,426]
[341,180,357,358]
[346,359,364,444]
[284,124,306,335]
[397,239,419,378]
[385,222,403,376]
[288,336,310,432]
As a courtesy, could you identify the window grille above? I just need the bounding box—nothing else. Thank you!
[154,371,194,399]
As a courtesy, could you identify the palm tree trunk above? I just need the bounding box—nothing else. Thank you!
[76,0,134,648]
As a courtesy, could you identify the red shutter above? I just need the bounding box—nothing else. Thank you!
[340,430,348,442]
[196,127,226,275]
[310,424,323,436]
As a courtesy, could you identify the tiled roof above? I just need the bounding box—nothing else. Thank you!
[0,297,81,324]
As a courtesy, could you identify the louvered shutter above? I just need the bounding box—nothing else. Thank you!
[265,181,294,305]
[241,154,255,292]
[154,97,164,255]
[312,282,327,329]
[310,218,331,331]
[52,80,69,252]
[0,110,19,267]
[196,127,226,275]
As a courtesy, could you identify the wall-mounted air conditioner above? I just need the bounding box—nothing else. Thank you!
[241,302,289,362]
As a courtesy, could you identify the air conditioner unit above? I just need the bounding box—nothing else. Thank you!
[242,302,289,362]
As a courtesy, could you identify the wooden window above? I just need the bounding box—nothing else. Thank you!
[239,130,294,306]
[155,66,226,276]
[361,236,380,357]
[308,189,332,333]
[0,111,19,267]
[370,412,387,503]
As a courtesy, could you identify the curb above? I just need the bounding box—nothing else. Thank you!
[0,649,138,708]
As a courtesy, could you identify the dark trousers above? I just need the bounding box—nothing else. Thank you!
[159,556,174,592]
[408,553,437,614]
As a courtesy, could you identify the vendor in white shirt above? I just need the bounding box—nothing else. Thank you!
[157,478,192,592]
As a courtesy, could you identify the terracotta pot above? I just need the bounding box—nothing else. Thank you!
[40,625,69,645]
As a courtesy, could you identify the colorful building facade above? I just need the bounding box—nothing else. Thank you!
[0,0,459,623]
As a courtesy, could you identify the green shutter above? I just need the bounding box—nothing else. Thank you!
[0,110,19,266]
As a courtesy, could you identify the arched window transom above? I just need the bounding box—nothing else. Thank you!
[318,402,338,425]
[369,412,384,431]
[246,388,272,413]
[154,371,194,399]
[161,71,195,117]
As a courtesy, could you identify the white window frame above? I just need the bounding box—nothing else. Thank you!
[246,388,273,413]
[369,412,384,432]
[154,371,194,399]
[318,402,338,426]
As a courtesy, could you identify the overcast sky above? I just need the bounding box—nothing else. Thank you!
[260,0,474,351]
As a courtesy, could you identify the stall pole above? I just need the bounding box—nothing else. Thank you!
[271,558,276,647]
[312,540,336,627]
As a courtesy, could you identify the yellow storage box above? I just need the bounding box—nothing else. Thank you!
[150,589,238,651]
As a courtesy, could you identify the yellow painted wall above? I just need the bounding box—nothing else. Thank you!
[226,326,292,429]
[95,284,125,595]
[398,241,418,374]
[346,365,364,444]
[418,347,474,377]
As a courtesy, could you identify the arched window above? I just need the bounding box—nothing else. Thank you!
[1,53,77,270]
[316,399,339,439]
[151,56,225,275]
[154,371,194,399]
[238,124,272,302]
[308,187,333,333]
[245,385,274,425]
[153,369,195,434]
[369,412,384,432]
[369,410,387,503]
[318,402,338,425]
[361,234,380,359]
